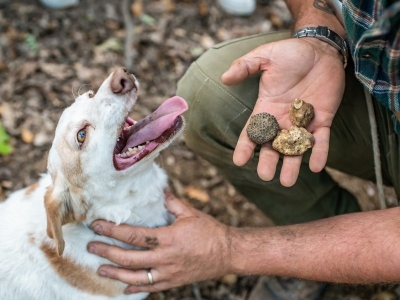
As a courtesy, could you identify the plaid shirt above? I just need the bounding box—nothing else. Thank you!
[343,0,400,133]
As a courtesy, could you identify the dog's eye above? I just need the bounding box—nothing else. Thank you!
[77,129,86,144]
[88,92,95,98]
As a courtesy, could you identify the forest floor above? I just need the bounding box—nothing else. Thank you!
[0,1,398,299]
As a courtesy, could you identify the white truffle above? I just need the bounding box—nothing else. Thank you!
[272,125,314,155]
[289,98,314,128]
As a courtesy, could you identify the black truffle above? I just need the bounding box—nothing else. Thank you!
[246,112,279,145]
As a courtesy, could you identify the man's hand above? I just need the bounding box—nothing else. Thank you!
[87,192,232,294]
[223,38,345,186]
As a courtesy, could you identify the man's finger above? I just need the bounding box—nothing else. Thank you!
[221,48,270,85]
[98,265,160,287]
[280,155,302,187]
[124,282,171,295]
[257,143,280,181]
[309,127,330,173]
[87,243,157,269]
[164,190,197,218]
[91,221,160,248]
[233,128,256,166]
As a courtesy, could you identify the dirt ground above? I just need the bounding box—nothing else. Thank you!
[0,1,399,299]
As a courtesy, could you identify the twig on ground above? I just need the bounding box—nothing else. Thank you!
[121,0,136,71]
[192,282,203,300]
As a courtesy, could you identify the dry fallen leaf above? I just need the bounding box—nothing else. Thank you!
[131,0,143,16]
[184,186,210,203]
[74,63,104,83]
[197,0,208,15]
[16,61,38,81]
[40,63,73,80]
[106,20,121,30]
[200,34,215,49]
[21,127,35,144]
[0,103,17,134]
[220,274,238,285]
[1,180,13,189]
[269,14,284,28]
[371,291,397,300]
[161,0,175,12]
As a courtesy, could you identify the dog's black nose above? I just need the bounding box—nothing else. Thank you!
[110,67,137,94]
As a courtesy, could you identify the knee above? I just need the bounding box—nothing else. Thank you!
[176,64,250,166]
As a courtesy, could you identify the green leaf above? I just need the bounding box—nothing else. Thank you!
[95,38,124,53]
[139,14,156,26]
[0,124,12,155]
[25,33,38,54]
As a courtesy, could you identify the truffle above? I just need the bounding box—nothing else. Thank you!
[246,112,279,145]
[289,98,314,128]
[272,125,314,155]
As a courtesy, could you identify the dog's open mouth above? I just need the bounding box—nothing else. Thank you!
[113,96,188,171]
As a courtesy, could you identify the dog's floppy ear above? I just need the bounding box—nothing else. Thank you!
[44,175,73,257]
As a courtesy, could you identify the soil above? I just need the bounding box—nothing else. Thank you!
[0,1,398,299]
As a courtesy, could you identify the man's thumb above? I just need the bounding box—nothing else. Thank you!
[164,190,193,218]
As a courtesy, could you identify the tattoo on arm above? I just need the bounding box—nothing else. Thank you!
[313,0,334,14]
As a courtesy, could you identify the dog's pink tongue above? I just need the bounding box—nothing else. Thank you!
[123,96,188,152]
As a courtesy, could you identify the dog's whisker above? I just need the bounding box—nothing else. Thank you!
[78,84,92,96]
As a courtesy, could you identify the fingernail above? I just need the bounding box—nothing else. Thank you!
[88,246,96,254]
[92,224,102,233]
[99,270,108,277]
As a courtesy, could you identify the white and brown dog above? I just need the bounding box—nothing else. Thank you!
[0,68,188,299]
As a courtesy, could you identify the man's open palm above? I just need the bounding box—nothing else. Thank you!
[222,38,345,186]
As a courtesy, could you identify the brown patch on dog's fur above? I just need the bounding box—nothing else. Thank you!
[44,186,66,256]
[28,233,35,244]
[44,185,87,256]
[55,133,85,188]
[40,242,124,296]
[44,123,89,253]
[25,182,39,196]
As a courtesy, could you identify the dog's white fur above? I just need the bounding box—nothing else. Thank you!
[0,70,178,299]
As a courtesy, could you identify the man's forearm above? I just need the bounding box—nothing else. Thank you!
[228,207,400,283]
[286,0,346,37]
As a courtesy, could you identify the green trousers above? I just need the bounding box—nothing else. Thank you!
[176,31,400,226]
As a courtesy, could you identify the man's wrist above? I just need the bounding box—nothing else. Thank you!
[223,227,244,274]
[293,22,346,39]
[225,227,280,276]
[297,37,344,66]
[287,0,346,38]
[292,26,348,67]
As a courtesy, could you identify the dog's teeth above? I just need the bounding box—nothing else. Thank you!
[138,145,144,150]
[120,147,140,157]
[128,147,138,154]
[145,141,150,145]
